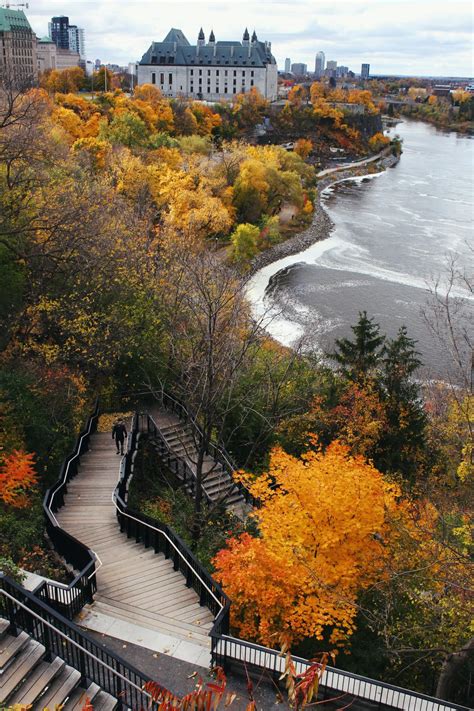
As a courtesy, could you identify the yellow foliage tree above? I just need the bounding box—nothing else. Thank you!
[214,441,403,648]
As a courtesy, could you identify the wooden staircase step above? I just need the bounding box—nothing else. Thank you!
[0,638,45,703]
[33,665,81,710]
[7,656,65,706]
[63,681,102,710]
[0,631,30,672]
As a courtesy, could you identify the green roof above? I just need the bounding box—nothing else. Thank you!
[0,8,32,32]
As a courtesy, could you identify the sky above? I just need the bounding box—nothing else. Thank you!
[28,0,473,77]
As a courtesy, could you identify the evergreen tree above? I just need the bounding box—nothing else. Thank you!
[333,311,385,383]
[377,327,427,479]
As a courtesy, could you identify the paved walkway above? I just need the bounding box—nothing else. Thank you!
[57,431,214,667]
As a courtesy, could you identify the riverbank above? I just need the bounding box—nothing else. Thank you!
[249,150,400,276]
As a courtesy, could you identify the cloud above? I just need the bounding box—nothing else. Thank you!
[27,0,473,75]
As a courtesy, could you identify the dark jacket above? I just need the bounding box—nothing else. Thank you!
[112,423,127,442]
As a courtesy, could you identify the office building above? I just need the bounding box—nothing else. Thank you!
[361,63,370,79]
[138,28,278,101]
[315,51,325,77]
[291,62,307,75]
[0,7,37,85]
[284,57,291,73]
[68,25,86,59]
[49,16,70,50]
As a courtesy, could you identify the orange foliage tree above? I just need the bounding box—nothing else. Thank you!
[214,441,403,649]
[0,450,38,508]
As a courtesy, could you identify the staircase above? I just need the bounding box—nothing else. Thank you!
[152,411,247,516]
[56,432,214,661]
[0,619,116,709]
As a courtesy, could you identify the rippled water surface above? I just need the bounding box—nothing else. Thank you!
[249,120,473,379]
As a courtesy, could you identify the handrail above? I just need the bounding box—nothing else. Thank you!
[121,408,469,711]
[0,588,149,698]
[113,413,229,618]
[40,400,101,618]
[155,389,258,508]
[0,575,156,709]
[112,496,224,612]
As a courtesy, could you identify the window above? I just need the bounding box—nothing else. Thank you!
[233,70,237,76]
[224,87,228,93]
[224,70,228,76]
[199,69,202,76]
[151,72,156,84]
[169,73,172,84]
[190,69,194,76]
[251,70,254,77]
[208,69,211,75]
[160,73,164,84]
[216,69,219,76]
[190,84,194,92]
[251,79,254,86]
[233,87,237,94]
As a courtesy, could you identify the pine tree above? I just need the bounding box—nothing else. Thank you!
[377,327,427,479]
[333,311,385,383]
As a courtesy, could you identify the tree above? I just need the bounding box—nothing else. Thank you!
[99,111,150,148]
[214,441,405,649]
[0,450,37,508]
[377,328,426,479]
[332,311,385,383]
[294,138,313,159]
[230,223,260,265]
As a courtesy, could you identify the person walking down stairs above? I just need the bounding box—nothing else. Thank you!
[112,419,127,455]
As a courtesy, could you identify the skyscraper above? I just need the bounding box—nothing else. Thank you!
[49,16,70,49]
[284,57,291,73]
[291,63,307,75]
[315,51,325,77]
[68,25,86,59]
[361,63,370,79]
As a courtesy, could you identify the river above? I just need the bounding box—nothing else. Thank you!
[248,119,474,381]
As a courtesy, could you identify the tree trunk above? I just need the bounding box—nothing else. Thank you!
[436,638,474,700]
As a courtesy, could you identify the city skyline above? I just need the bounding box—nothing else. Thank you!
[27,0,473,76]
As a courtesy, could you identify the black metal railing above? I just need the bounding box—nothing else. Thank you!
[113,408,469,711]
[0,575,155,710]
[113,413,230,625]
[39,401,100,618]
[157,389,260,508]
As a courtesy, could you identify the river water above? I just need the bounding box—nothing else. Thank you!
[248,119,474,380]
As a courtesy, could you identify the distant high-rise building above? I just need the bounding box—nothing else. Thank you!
[315,51,325,77]
[336,65,348,78]
[284,57,291,73]
[68,25,86,59]
[49,16,70,49]
[291,62,307,75]
[325,60,337,78]
[361,63,370,79]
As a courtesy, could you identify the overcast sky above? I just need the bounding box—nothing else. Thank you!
[29,0,473,76]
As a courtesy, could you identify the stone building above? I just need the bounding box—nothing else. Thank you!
[137,27,278,101]
[0,7,37,86]
[36,37,80,73]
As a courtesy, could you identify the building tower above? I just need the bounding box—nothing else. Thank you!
[242,27,250,46]
[49,16,70,49]
[208,29,215,46]
[361,63,370,80]
[315,51,325,77]
[284,57,291,73]
[197,27,205,46]
[68,25,86,59]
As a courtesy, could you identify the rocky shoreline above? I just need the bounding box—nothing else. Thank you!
[249,152,400,276]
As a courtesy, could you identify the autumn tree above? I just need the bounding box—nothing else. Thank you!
[0,450,37,508]
[230,223,260,265]
[214,441,404,648]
